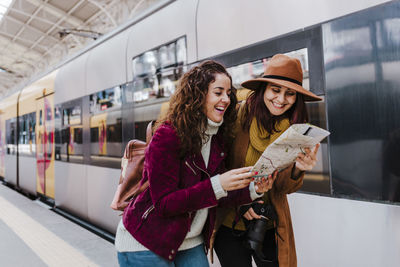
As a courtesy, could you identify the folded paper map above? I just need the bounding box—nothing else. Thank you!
[251,124,330,178]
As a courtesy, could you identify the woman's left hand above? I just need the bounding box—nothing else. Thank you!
[254,170,278,193]
[295,143,320,171]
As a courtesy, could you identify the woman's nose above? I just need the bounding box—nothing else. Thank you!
[277,93,285,103]
[222,93,230,103]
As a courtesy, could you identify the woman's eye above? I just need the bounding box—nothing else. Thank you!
[272,89,280,93]
[215,92,222,96]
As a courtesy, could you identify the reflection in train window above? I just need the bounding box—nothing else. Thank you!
[18,112,36,156]
[89,93,122,169]
[63,105,81,126]
[6,118,17,155]
[130,36,187,104]
[134,120,152,142]
[55,101,83,163]
[226,48,330,195]
[89,86,122,114]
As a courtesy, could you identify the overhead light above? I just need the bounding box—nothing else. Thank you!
[0,0,12,21]
[59,29,102,40]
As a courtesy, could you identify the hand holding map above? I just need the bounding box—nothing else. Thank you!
[251,124,330,178]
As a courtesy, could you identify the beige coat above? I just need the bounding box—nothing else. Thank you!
[210,119,304,267]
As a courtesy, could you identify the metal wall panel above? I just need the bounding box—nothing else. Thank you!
[54,161,89,221]
[86,31,129,95]
[18,156,36,194]
[86,165,120,233]
[324,1,400,202]
[54,54,89,104]
[196,0,390,61]
[290,193,400,266]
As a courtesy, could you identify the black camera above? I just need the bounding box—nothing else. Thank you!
[242,202,278,263]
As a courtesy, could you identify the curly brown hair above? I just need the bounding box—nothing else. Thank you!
[161,60,237,157]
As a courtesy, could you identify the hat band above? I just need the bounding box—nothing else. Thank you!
[262,75,302,86]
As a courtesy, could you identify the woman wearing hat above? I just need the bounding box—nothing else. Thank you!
[213,54,322,267]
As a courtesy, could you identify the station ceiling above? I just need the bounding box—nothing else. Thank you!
[0,0,161,98]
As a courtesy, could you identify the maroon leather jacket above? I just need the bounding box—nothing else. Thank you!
[123,123,252,261]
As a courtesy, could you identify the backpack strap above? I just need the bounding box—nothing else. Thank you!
[146,121,155,144]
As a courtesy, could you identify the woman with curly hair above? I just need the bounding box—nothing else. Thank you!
[115,60,270,267]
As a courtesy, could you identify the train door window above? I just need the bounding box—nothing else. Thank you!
[5,118,17,155]
[58,100,83,163]
[89,86,122,169]
[18,112,36,156]
[54,106,62,160]
[226,48,330,194]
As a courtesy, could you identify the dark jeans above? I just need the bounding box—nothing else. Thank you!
[214,225,278,267]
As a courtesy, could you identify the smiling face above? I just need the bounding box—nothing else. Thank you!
[264,83,297,116]
[204,73,232,123]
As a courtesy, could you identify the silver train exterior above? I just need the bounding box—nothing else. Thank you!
[0,0,399,266]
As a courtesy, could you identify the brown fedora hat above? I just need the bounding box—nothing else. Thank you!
[241,54,322,102]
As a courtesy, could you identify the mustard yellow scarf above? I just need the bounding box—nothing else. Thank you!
[245,117,290,167]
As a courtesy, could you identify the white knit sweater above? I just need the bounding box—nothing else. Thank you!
[115,119,260,252]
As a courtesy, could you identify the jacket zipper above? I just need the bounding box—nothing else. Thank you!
[192,161,218,208]
[187,211,193,232]
[141,204,154,219]
[185,160,197,175]
[192,161,210,179]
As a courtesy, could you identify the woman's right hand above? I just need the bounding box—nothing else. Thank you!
[219,166,255,191]
[243,200,264,220]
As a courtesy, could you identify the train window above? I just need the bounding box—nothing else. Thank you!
[132,75,159,103]
[134,120,152,142]
[132,51,158,77]
[5,118,17,155]
[130,37,187,104]
[55,101,83,163]
[176,37,187,64]
[89,86,122,113]
[62,105,81,126]
[158,42,176,68]
[54,106,61,145]
[18,112,36,156]
[227,48,331,195]
[89,87,123,169]
[323,2,400,202]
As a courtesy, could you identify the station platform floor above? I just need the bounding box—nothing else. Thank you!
[0,183,118,267]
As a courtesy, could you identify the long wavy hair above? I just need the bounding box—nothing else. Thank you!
[242,82,309,133]
[162,60,237,157]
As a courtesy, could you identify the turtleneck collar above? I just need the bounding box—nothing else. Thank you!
[205,118,223,136]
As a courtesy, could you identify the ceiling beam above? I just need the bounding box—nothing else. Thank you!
[0,49,38,69]
[29,0,86,50]
[87,0,117,27]
[24,0,83,27]
[0,34,43,57]
[0,30,49,51]
[5,15,60,44]
[4,5,64,29]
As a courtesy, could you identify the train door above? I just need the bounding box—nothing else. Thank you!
[35,93,55,198]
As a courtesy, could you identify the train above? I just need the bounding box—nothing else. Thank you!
[1,0,399,265]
